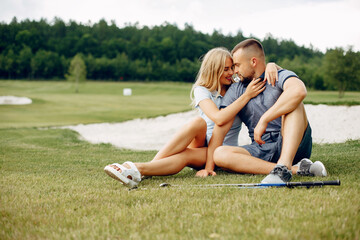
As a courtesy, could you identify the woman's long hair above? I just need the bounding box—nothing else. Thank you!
[191,47,232,107]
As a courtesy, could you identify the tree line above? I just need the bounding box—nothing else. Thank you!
[0,17,359,93]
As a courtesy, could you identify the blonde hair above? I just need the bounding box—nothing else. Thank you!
[191,47,232,107]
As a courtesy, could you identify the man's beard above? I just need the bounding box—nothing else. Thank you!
[241,76,253,84]
[239,70,255,84]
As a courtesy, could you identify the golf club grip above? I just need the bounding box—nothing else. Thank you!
[285,180,341,187]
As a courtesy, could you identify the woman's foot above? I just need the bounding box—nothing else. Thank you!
[104,161,142,189]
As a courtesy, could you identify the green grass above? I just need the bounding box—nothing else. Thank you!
[1,80,360,129]
[0,80,193,128]
[0,128,359,239]
[305,91,360,106]
[0,80,360,239]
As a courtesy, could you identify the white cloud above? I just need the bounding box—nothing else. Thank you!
[236,0,360,51]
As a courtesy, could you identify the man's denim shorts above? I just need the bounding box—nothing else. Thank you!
[242,123,312,165]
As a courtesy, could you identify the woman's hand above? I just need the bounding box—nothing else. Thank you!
[244,78,266,99]
[264,62,279,86]
[196,169,216,177]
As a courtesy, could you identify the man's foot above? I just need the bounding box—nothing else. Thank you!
[296,158,327,177]
[310,161,327,176]
[261,164,292,184]
[296,158,313,176]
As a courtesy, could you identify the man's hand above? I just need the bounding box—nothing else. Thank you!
[195,169,216,177]
[254,118,268,145]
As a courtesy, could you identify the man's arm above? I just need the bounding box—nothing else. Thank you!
[254,77,307,145]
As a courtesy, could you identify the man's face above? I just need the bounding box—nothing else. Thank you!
[232,49,255,83]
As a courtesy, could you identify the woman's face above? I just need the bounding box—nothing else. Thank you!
[219,57,234,87]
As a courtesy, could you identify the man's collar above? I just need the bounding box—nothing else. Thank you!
[259,72,265,80]
[243,72,266,87]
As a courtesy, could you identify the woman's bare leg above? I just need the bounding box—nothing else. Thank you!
[136,147,207,176]
[152,117,207,161]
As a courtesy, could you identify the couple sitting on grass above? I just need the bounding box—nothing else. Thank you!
[104,38,327,189]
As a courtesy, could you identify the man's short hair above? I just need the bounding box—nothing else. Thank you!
[231,38,265,57]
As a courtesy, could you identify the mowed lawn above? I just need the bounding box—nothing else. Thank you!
[0,80,193,128]
[0,80,359,239]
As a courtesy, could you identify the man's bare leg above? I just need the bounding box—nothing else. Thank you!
[214,146,299,175]
[260,103,311,183]
[277,103,308,169]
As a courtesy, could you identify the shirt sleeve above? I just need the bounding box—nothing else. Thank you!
[220,83,239,109]
[277,69,299,90]
[194,86,212,107]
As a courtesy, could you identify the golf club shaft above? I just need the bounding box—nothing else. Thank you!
[160,180,340,188]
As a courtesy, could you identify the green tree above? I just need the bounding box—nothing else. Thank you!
[76,34,98,56]
[3,49,16,79]
[278,55,323,90]
[160,37,176,63]
[66,54,87,93]
[344,49,360,91]
[31,50,63,79]
[176,58,199,82]
[15,30,32,47]
[17,45,33,78]
[324,47,360,97]
[0,17,343,83]
[113,53,129,80]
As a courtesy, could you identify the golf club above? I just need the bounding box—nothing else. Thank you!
[159,180,340,189]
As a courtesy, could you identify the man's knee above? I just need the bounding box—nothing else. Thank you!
[281,103,308,136]
[214,146,233,166]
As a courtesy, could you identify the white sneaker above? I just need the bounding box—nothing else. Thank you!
[261,164,292,184]
[296,158,327,177]
[104,161,141,189]
[296,158,313,176]
[310,161,327,177]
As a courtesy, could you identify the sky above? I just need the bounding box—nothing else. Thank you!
[1,0,359,53]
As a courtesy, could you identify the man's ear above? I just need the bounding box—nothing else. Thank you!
[250,57,257,67]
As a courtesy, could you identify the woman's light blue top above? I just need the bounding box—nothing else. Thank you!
[194,86,242,146]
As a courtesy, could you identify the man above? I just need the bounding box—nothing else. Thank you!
[209,39,327,183]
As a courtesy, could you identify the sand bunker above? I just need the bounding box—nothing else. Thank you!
[62,104,360,151]
[0,96,32,105]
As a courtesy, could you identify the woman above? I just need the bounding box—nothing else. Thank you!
[104,47,279,188]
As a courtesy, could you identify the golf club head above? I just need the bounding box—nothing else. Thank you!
[159,182,171,187]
